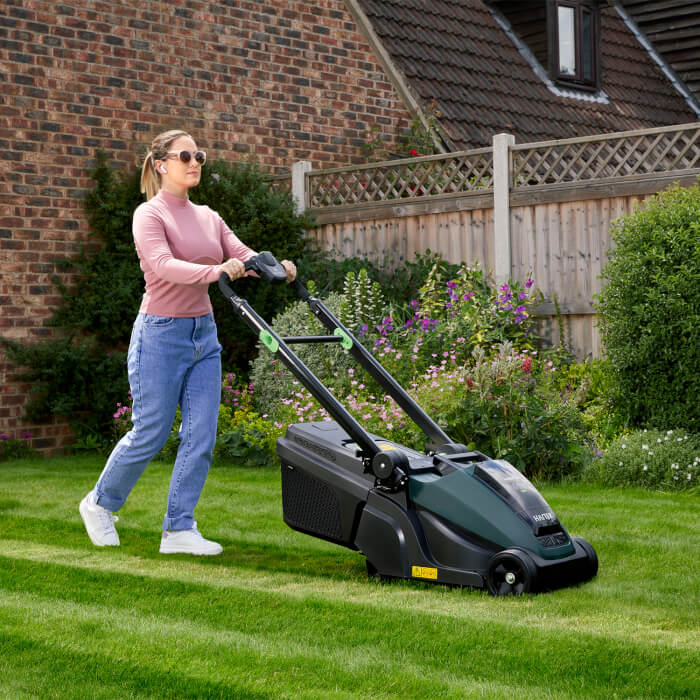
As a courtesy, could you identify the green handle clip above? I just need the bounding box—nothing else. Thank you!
[259,330,279,354]
[334,328,353,350]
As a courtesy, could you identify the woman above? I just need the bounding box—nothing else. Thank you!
[79,129,296,555]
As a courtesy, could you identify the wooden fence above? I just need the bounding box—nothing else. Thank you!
[290,122,700,358]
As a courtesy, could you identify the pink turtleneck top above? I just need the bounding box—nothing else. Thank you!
[132,189,256,317]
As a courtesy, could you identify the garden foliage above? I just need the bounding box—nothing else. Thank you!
[241,261,593,479]
[596,181,700,432]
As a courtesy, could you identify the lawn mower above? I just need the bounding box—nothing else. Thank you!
[219,252,598,595]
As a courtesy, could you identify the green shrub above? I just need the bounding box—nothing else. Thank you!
[586,429,700,491]
[556,358,628,449]
[596,181,700,432]
[297,248,459,317]
[249,293,355,411]
[0,433,35,461]
[0,335,129,446]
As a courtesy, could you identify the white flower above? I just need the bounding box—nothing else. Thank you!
[667,430,673,435]
[642,444,649,451]
[688,474,693,481]
[619,462,624,467]
[642,465,648,471]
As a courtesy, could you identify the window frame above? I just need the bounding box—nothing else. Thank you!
[547,0,601,91]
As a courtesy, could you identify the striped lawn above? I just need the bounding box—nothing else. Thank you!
[0,455,697,699]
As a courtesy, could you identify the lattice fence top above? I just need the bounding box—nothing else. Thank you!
[512,122,700,188]
[307,148,494,209]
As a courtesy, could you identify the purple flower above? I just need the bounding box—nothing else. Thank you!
[463,292,474,301]
[526,278,534,288]
[23,432,32,439]
[0,434,8,441]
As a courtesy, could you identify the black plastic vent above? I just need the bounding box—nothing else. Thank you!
[281,464,343,541]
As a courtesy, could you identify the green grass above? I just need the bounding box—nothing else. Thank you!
[0,455,698,699]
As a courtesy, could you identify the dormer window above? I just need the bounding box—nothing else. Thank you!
[551,1,599,89]
[489,0,601,92]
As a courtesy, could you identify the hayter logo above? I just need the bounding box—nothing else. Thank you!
[532,512,554,522]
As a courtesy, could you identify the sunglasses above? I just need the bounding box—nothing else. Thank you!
[164,150,207,165]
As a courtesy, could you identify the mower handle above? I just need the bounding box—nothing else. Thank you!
[218,251,287,299]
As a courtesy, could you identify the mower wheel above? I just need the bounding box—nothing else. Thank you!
[572,537,599,580]
[366,560,387,582]
[486,549,538,596]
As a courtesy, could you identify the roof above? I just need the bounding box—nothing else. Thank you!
[618,0,700,103]
[354,0,698,149]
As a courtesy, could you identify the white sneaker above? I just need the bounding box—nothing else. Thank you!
[159,522,222,556]
[79,491,120,546]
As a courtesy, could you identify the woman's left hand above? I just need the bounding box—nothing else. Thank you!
[280,260,297,283]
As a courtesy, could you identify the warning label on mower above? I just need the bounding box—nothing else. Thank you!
[412,566,438,580]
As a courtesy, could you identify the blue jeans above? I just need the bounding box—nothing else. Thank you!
[94,312,222,531]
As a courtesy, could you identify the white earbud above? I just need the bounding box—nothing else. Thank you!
[159,165,167,174]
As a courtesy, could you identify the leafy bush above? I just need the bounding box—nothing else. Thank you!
[361,262,540,389]
[556,358,628,449]
[585,429,700,491]
[214,391,279,467]
[0,433,35,461]
[297,248,459,317]
[596,181,700,432]
[0,335,129,444]
[249,293,354,410]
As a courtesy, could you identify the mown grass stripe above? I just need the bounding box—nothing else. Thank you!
[0,556,696,698]
[0,593,568,700]
[0,540,696,650]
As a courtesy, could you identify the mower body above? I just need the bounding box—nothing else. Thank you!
[278,421,597,593]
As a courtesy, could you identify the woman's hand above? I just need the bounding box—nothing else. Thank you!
[221,257,245,281]
[280,260,297,282]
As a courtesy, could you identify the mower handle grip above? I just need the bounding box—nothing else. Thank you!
[218,251,288,299]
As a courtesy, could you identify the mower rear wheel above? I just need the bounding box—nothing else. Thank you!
[366,560,386,582]
[487,549,538,596]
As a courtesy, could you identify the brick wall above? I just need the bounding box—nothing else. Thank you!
[0,0,414,453]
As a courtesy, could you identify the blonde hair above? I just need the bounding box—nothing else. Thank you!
[140,129,192,200]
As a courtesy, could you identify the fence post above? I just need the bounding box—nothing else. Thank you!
[493,133,514,284]
[292,160,312,214]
